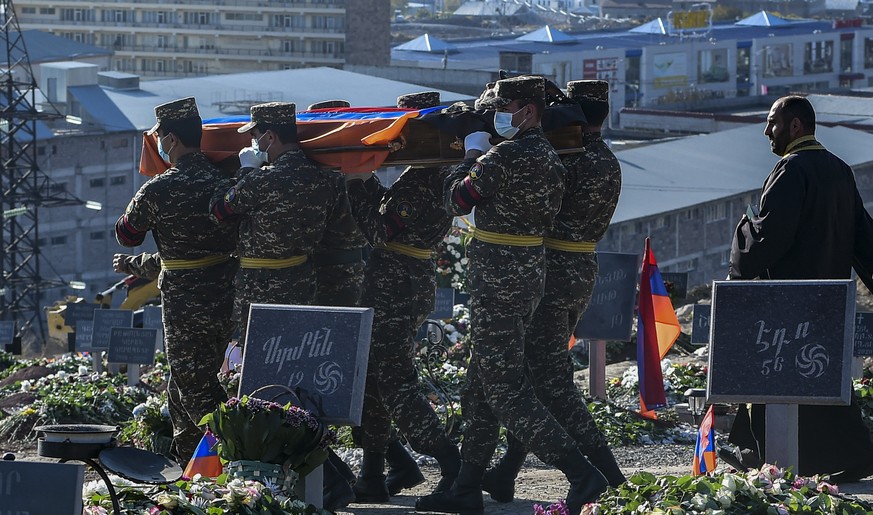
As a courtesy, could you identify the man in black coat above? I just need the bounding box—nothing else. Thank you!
[727,94,873,482]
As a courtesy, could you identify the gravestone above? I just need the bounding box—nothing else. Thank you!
[575,252,639,341]
[108,327,158,365]
[0,460,84,514]
[75,320,94,352]
[91,309,133,350]
[429,287,455,320]
[64,302,98,330]
[142,306,164,351]
[661,272,688,301]
[4,336,21,355]
[854,312,873,357]
[708,280,855,405]
[0,320,14,347]
[239,304,374,425]
[691,304,711,345]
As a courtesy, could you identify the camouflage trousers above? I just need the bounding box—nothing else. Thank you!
[159,260,237,462]
[313,261,365,307]
[352,250,452,456]
[234,263,315,346]
[461,292,581,467]
[519,251,608,453]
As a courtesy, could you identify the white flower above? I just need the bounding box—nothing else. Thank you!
[721,475,737,493]
[132,403,147,418]
[160,404,170,417]
[454,262,463,272]
[19,380,30,391]
[460,257,468,265]
[56,370,67,380]
[78,365,89,375]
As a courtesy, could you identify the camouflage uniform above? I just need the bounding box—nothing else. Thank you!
[312,170,367,307]
[211,102,344,343]
[118,252,162,281]
[115,97,238,461]
[442,78,582,468]
[511,80,623,477]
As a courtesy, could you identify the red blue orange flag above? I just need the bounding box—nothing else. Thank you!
[637,238,681,413]
[692,405,717,475]
[183,430,223,480]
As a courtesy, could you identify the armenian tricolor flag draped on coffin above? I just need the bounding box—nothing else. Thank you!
[636,237,681,417]
[138,103,589,177]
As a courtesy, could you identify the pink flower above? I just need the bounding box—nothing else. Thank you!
[817,481,838,494]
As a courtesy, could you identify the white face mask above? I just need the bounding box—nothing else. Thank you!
[251,133,270,162]
[157,134,174,163]
[493,106,526,139]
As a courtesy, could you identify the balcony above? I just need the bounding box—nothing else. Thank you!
[112,44,343,61]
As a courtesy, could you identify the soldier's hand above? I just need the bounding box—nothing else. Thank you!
[113,254,131,274]
[344,171,374,184]
[464,131,493,154]
[238,147,267,168]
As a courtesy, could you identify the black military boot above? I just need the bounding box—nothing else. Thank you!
[385,439,425,495]
[328,448,357,486]
[322,458,356,512]
[414,461,484,515]
[352,451,390,503]
[431,440,461,494]
[481,434,527,503]
[586,446,626,487]
[554,450,609,515]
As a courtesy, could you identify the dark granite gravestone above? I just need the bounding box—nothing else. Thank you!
[91,309,133,350]
[661,272,688,301]
[64,302,99,330]
[708,280,855,405]
[575,252,639,341]
[108,327,158,365]
[75,320,94,352]
[429,287,455,319]
[0,321,14,347]
[691,304,711,345]
[4,336,20,355]
[142,306,164,351]
[0,460,84,514]
[238,304,374,425]
[854,312,873,357]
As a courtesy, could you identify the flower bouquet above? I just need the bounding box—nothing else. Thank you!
[199,395,334,484]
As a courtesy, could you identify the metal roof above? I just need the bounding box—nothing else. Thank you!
[395,34,457,53]
[454,1,526,16]
[611,124,873,223]
[516,25,577,44]
[1,30,111,66]
[102,67,471,131]
[393,18,838,64]
[67,85,136,133]
[734,11,791,27]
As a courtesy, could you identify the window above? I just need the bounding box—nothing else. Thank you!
[283,40,295,53]
[21,7,36,14]
[803,41,833,75]
[51,236,68,246]
[112,138,129,148]
[90,231,106,240]
[698,48,729,83]
[110,176,126,186]
[704,203,726,222]
[720,249,731,265]
[499,52,533,74]
[90,178,105,188]
[49,182,67,193]
[39,7,55,15]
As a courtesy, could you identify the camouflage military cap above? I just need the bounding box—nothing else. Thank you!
[397,91,441,109]
[475,76,545,110]
[146,97,200,135]
[567,80,609,103]
[237,102,297,133]
[307,99,351,110]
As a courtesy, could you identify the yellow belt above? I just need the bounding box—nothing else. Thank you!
[472,227,543,247]
[378,241,433,259]
[239,255,308,269]
[161,254,230,271]
[543,238,596,253]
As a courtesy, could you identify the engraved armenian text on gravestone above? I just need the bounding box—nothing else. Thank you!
[0,460,85,514]
[239,304,374,425]
[429,287,455,320]
[854,312,873,357]
[75,320,94,352]
[108,327,158,365]
[64,302,99,330]
[91,309,133,350]
[575,252,639,341]
[691,303,711,345]
[708,280,855,405]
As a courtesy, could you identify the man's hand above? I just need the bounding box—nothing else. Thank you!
[344,171,374,184]
[113,254,131,274]
[238,147,267,168]
[464,131,493,154]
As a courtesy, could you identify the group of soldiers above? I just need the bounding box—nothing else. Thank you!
[113,74,625,514]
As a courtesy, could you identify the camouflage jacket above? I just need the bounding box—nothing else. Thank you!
[116,152,237,260]
[444,126,564,236]
[347,166,453,249]
[315,170,367,256]
[211,149,341,258]
[554,132,622,242]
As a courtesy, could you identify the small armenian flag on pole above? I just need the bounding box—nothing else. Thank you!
[183,430,223,480]
[692,405,717,476]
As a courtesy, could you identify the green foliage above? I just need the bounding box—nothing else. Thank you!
[588,399,689,446]
[117,392,173,454]
[855,377,873,435]
[586,465,873,514]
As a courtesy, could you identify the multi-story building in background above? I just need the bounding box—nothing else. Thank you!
[13,0,390,78]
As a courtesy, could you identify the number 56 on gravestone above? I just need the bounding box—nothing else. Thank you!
[238,304,374,426]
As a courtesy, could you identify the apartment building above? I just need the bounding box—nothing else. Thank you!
[14,0,389,78]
